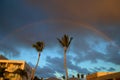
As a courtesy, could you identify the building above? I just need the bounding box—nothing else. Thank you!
[68,77,79,80]
[0,60,32,80]
[0,55,8,60]
[86,72,120,80]
[46,77,61,80]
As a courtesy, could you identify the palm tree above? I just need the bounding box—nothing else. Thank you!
[13,68,28,80]
[31,41,45,80]
[57,34,73,80]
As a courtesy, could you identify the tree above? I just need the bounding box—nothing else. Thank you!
[0,67,9,80]
[77,73,80,80]
[57,34,73,80]
[34,76,41,80]
[81,74,84,79]
[62,75,65,80]
[31,41,45,80]
[13,68,28,80]
[72,75,75,78]
[40,77,44,80]
[0,67,6,79]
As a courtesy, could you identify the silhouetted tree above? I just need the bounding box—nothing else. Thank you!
[0,67,9,80]
[0,67,6,79]
[34,76,40,80]
[57,34,73,80]
[0,67,5,77]
[72,75,75,78]
[40,77,43,80]
[62,75,65,80]
[81,74,84,79]
[13,68,28,80]
[31,41,45,80]
[77,73,80,80]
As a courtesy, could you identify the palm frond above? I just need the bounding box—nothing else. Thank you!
[68,37,73,47]
[57,38,64,47]
[57,34,73,48]
[63,34,69,47]
[32,44,37,48]
[32,41,45,52]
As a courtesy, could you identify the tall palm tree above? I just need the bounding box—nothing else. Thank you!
[13,68,28,80]
[57,34,73,80]
[31,41,45,80]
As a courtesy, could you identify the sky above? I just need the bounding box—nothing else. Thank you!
[0,0,120,78]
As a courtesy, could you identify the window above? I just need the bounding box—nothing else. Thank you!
[0,63,6,67]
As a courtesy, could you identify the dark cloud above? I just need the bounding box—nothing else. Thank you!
[27,0,120,23]
[94,67,103,71]
[0,43,20,57]
[70,32,120,66]
[36,66,55,78]
[72,36,106,64]
[105,43,120,65]
[100,67,107,70]
[0,0,120,77]
[95,24,120,48]
[90,67,116,72]
[0,0,47,39]
[28,62,55,78]
[46,56,90,74]
[107,67,116,71]
[73,51,103,64]
[28,55,90,78]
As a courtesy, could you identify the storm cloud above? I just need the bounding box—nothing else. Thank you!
[0,0,120,78]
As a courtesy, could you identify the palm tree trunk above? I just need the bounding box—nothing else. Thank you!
[64,47,68,80]
[31,52,41,80]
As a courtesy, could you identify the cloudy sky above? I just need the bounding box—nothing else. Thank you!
[0,0,120,78]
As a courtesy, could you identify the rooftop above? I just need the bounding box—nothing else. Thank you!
[0,55,8,60]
